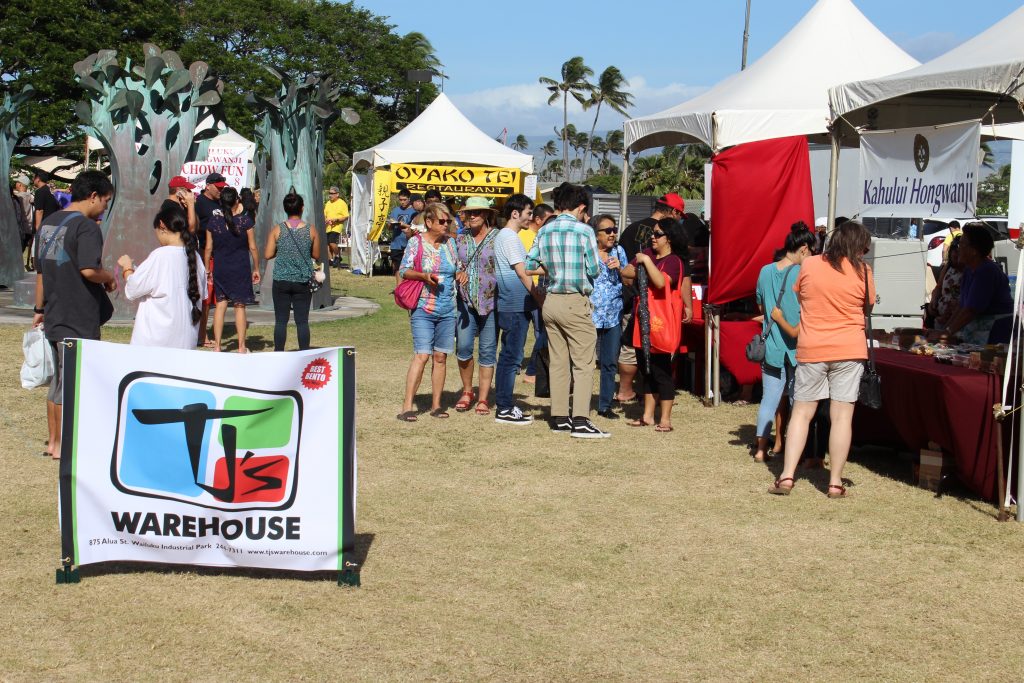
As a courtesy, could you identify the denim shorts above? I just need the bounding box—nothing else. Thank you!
[456,300,497,367]
[410,307,456,355]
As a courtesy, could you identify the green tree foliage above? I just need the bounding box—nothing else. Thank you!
[0,0,439,171]
[629,144,710,198]
[582,66,632,179]
[540,56,593,181]
[510,134,528,151]
[977,164,1010,216]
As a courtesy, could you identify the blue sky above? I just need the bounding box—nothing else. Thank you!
[355,0,1023,141]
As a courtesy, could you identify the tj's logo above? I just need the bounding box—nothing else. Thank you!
[111,374,302,511]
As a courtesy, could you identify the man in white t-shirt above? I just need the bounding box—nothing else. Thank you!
[492,194,542,425]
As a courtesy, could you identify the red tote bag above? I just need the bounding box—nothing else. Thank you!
[633,255,684,354]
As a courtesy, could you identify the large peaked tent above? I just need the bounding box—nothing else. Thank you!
[623,0,919,154]
[829,6,1024,134]
[353,93,533,172]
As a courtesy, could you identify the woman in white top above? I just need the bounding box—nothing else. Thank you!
[118,205,206,349]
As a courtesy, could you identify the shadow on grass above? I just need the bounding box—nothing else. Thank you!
[75,533,376,584]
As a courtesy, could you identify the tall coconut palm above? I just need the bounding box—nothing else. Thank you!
[540,56,593,180]
[545,159,564,181]
[582,66,633,176]
[589,136,606,175]
[572,131,589,180]
[511,133,528,151]
[539,139,558,170]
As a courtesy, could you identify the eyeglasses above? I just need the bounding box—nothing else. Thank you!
[599,227,618,235]
[329,192,338,195]
[432,217,451,225]
[651,231,667,239]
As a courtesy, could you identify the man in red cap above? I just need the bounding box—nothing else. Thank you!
[615,192,685,402]
[161,175,198,234]
[193,173,227,346]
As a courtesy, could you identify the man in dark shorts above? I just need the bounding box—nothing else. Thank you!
[32,170,117,460]
[194,172,227,346]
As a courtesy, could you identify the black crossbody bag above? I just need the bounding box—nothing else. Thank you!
[858,264,882,409]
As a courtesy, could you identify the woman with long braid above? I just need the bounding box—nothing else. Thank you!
[118,205,206,349]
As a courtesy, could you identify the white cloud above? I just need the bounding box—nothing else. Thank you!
[448,76,708,137]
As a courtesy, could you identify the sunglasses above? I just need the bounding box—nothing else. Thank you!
[464,209,488,217]
[651,231,667,239]
[598,227,618,235]
[432,217,452,225]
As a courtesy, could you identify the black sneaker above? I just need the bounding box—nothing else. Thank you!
[495,406,533,425]
[571,416,610,439]
[597,409,619,419]
[549,416,572,432]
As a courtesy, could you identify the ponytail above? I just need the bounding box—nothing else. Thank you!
[220,186,240,237]
[154,205,201,324]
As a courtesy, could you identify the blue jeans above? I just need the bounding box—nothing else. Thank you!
[455,299,497,367]
[410,308,456,355]
[756,361,794,439]
[525,307,547,376]
[495,310,531,410]
[596,325,622,411]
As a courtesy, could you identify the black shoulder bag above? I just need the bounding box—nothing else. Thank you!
[282,222,322,293]
[858,264,882,410]
[746,265,795,363]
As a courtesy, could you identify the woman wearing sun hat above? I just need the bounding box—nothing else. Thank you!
[453,196,500,414]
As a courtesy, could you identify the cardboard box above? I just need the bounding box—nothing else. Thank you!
[918,445,953,492]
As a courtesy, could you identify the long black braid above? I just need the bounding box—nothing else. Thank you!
[155,206,202,324]
[220,186,240,237]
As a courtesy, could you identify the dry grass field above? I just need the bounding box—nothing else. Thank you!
[2,272,1023,681]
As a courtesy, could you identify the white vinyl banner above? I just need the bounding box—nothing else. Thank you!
[58,340,356,573]
[860,121,980,218]
[181,148,252,190]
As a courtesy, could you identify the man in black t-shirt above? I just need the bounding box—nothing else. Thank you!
[29,171,61,270]
[32,170,116,460]
[194,172,226,347]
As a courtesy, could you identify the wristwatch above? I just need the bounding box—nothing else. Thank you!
[33,307,44,314]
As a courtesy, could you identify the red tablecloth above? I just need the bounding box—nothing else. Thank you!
[719,320,762,386]
[853,349,1004,501]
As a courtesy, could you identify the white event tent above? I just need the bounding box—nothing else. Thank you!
[349,93,533,273]
[828,7,1024,520]
[624,0,919,155]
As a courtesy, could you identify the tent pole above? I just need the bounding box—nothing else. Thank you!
[1018,387,1024,522]
[705,311,712,403]
[619,150,630,230]
[713,312,721,407]
[827,126,840,231]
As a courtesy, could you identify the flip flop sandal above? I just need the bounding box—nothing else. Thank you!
[454,391,475,412]
[654,424,674,432]
[396,411,418,422]
[627,419,652,427]
[429,408,450,419]
[827,484,849,499]
[768,477,795,495]
[474,400,490,415]
[615,393,638,403]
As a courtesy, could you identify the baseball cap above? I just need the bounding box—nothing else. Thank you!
[169,175,196,190]
[205,172,227,187]
[14,174,30,185]
[815,216,828,227]
[658,192,685,214]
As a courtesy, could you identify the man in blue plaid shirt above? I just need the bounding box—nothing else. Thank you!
[527,183,609,438]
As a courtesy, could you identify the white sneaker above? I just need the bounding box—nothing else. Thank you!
[570,417,610,439]
[495,406,534,425]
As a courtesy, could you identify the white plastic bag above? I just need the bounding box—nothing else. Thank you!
[21,326,54,389]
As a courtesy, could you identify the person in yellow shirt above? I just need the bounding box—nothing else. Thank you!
[324,186,350,268]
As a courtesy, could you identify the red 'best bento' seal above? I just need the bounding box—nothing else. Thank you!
[301,358,332,390]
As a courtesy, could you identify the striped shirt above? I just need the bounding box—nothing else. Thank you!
[526,213,600,295]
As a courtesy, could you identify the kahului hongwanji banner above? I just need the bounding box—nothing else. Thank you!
[860,120,980,218]
[391,164,522,198]
[58,340,356,573]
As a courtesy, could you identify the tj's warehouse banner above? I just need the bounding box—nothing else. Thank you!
[860,120,980,218]
[58,341,356,573]
[391,164,522,198]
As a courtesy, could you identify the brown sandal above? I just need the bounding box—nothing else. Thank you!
[768,477,795,495]
[474,400,490,415]
[827,484,849,499]
[454,391,475,412]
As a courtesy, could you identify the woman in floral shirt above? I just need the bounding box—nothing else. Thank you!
[453,199,499,414]
[589,214,626,418]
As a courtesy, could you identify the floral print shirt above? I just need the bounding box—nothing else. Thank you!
[590,245,626,329]
[455,228,498,315]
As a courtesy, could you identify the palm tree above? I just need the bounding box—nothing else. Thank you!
[589,136,606,175]
[582,66,633,176]
[629,144,709,198]
[539,139,558,170]
[981,142,996,169]
[539,57,594,180]
[511,133,528,151]
[605,129,624,168]
[545,159,564,182]
[572,131,589,180]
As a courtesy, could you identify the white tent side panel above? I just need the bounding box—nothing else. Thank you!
[349,172,375,274]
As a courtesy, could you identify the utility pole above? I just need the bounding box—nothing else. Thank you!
[741,0,752,70]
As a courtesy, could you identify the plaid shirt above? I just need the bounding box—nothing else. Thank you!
[526,213,600,295]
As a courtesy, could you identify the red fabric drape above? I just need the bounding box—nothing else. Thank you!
[709,136,814,305]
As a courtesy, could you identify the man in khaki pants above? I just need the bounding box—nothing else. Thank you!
[527,182,608,438]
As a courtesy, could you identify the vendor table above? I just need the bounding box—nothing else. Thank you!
[852,348,1005,501]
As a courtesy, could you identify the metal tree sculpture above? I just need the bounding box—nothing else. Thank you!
[248,68,359,309]
[74,44,223,317]
[0,85,34,288]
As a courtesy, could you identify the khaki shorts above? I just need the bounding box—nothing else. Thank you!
[618,312,636,365]
[793,360,864,403]
[47,340,64,405]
